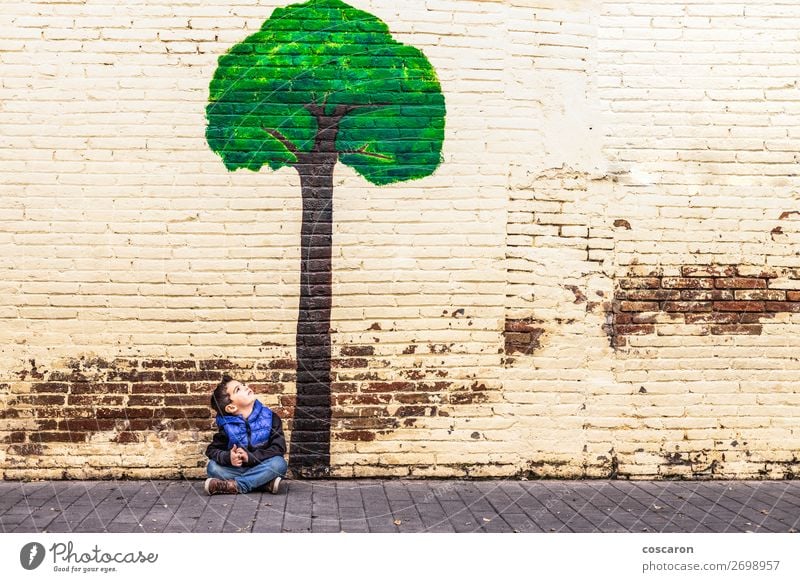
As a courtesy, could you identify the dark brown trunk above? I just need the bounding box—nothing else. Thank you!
[288,113,342,477]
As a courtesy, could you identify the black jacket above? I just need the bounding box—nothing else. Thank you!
[205,411,286,467]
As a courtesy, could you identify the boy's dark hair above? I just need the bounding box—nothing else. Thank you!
[210,374,235,416]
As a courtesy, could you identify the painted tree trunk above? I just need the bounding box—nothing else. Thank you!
[288,115,341,477]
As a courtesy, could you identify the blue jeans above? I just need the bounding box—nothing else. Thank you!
[207,456,288,494]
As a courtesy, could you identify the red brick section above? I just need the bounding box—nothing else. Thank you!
[1,358,297,450]
[1,351,486,466]
[612,266,800,347]
[504,318,545,356]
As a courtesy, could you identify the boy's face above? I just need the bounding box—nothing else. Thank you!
[224,380,256,415]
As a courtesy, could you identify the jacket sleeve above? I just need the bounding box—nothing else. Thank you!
[245,413,286,466]
[205,427,232,466]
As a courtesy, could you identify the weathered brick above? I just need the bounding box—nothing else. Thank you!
[619,289,681,301]
[765,302,800,313]
[710,325,763,335]
[30,382,69,393]
[714,278,767,289]
[619,301,660,312]
[662,278,714,289]
[679,290,733,301]
[619,278,661,289]
[340,345,375,357]
[715,301,766,312]
[616,324,655,335]
[684,312,739,325]
[662,301,713,313]
[681,265,739,278]
[733,290,786,301]
[70,383,129,394]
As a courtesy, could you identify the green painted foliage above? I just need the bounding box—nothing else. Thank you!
[206,0,445,185]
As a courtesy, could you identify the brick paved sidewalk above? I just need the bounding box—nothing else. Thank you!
[2,479,798,533]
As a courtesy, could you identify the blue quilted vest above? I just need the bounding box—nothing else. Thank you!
[216,400,273,449]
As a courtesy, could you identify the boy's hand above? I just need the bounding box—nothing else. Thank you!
[230,446,244,467]
[234,445,249,464]
[230,445,248,466]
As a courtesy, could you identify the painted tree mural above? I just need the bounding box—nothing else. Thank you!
[206,0,446,476]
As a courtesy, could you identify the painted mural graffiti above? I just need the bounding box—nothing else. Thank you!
[206,0,446,476]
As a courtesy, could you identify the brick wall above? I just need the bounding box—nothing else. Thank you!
[1,0,799,480]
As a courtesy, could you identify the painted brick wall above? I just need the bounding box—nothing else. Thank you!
[1,0,799,480]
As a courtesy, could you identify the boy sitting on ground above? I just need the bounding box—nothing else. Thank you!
[204,374,288,495]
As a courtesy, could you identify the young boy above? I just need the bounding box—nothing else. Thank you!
[204,374,288,495]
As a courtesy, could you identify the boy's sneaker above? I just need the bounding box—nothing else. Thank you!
[267,476,282,494]
[204,478,239,495]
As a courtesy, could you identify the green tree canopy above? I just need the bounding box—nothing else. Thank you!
[206,0,445,185]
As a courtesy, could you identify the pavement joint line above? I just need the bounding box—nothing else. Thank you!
[552,480,618,532]
[451,481,488,533]
[563,481,633,532]
[698,482,791,532]
[624,481,696,533]
[585,481,653,531]
[113,483,164,531]
[397,481,426,532]
[539,482,591,532]
[70,482,126,533]
[471,481,528,532]
[652,481,724,534]
[463,482,514,532]
[609,481,700,533]
[45,481,103,534]
[673,480,763,533]
[423,481,459,532]
[515,481,574,532]
[509,481,573,532]
[161,482,197,533]
[739,480,800,513]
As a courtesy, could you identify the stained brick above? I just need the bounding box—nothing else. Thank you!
[141,359,196,370]
[619,278,661,289]
[733,290,786,301]
[684,312,740,325]
[710,325,763,335]
[30,382,69,393]
[714,278,767,289]
[67,395,125,406]
[131,383,187,394]
[662,278,714,289]
[765,301,800,313]
[662,301,713,312]
[615,324,655,335]
[619,289,681,301]
[340,345,375,357]
[715,301,766,312]
[614,312,658,324]
[681,265,739,278]
[335,431,375,442]
[619,301,660,312]
[679,290,733,301]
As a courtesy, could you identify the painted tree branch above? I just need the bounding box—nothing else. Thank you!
[304,101,391,120]
[339,146,393,161]
[261,126,300,156]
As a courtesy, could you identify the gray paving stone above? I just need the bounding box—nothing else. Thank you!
[340,518,370,532]
[3,479,799,533]
[251,492,288,533]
